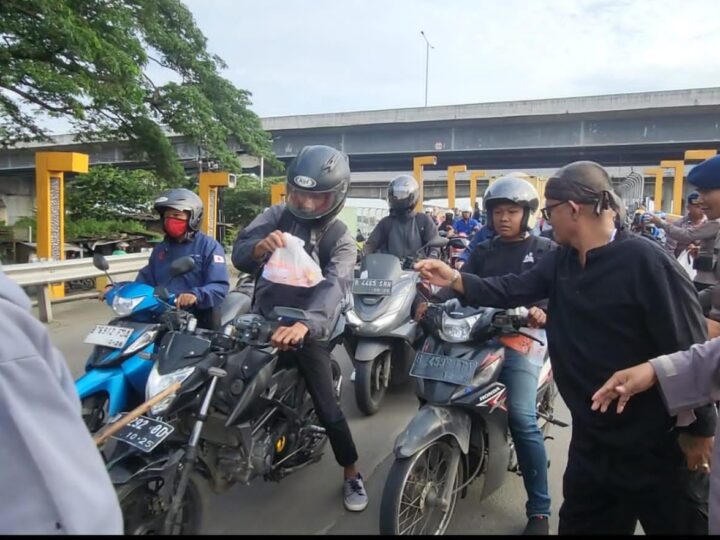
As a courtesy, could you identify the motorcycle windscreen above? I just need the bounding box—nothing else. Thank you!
[155,331,212,374]
[359,253,402,281]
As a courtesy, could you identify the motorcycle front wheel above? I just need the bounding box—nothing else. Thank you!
[379,439,462,535]
[354,351,390,416]
[116,472,207,535]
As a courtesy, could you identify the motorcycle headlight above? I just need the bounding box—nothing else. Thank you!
[440,312,482,343]
[372,282,414,328]
[146,365,195,415]
[123,328,159,356]
[112,295,143,317]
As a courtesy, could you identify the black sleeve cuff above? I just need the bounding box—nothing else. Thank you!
[676,403,718,437]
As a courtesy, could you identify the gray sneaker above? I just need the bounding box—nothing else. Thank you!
[343,473,368,512]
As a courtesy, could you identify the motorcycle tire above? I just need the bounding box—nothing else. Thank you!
[354,351,390,416]
[116,471,208,535]
[379,439,461,535]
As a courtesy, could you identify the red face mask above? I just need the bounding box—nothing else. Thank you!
[164,217,188,238]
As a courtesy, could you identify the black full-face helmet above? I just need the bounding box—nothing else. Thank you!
[387,175,420,215]
[285,145,351,225]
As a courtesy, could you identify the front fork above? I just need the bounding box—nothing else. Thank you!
[438,443,462,511]
[163,367,227,534]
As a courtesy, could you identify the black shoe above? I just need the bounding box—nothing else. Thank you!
[523,516,549,535]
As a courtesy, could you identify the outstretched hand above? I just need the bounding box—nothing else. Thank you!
[590,362,657,414]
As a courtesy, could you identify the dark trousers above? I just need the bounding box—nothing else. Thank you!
[559,433,709,535]
[280,340,358,468]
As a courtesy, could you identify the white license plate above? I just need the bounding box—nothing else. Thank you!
[84,324,134,349]
[111,415,174,453]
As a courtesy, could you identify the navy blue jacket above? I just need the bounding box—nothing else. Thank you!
[458,225,496,262]
[136,232,230,310]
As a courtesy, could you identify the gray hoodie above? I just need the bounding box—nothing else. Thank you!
[0,270,123,534]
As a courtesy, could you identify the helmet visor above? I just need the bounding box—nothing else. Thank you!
[286,184,345,221]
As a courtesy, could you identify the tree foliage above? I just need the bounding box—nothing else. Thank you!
[222,174,284,230]
[0,0,279,180]
[65,165,182,221]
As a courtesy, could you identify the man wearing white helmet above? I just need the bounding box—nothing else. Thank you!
[453,205,481,236]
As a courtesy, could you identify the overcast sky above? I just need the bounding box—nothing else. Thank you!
[181,0,720,118]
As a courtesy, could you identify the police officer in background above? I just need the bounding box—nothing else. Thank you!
[232,145,368,513]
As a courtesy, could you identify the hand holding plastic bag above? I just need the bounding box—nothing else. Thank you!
[262,232,324,288]
[676,249,697,281]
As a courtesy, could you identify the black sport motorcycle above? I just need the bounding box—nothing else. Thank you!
[104,304,343,535]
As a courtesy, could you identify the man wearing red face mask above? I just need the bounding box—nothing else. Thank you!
[134,188,230,329]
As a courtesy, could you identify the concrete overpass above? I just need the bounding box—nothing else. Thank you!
[1,87,719,222]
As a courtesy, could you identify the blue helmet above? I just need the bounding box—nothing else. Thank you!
[688,155,720,189]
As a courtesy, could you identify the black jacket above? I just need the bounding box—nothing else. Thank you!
[459,230,715,450]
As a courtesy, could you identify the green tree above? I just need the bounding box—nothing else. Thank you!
[65,165,176,221]
[0,0,279,180]
[222,174,284,230]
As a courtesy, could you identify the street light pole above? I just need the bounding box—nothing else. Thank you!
[420,30,434,107]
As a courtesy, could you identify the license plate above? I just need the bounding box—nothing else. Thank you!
[353,278,393,296]
[84,324,134,349]
[410,352,479,386]
[111,415,174,453]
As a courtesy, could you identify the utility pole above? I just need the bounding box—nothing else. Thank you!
[420,30,434,107]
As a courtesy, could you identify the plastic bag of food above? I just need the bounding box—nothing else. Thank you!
[262,233,324,287]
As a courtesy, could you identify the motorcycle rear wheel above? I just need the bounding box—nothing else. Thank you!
[379,439,461,535]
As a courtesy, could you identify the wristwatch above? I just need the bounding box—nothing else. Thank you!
[450,269,461,286]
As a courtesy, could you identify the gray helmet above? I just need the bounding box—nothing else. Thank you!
[387,175,419,215]
[484,174,540,232]
[153,188,204,231]
[285,145,351,225]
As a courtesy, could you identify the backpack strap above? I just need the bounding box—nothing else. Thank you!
[316,218,348,269]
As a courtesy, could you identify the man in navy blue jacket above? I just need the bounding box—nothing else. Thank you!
[135,188,229,329]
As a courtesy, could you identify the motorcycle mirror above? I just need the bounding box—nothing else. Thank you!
[93,252,109,271]
[426,236,449,249]
[448,238,468,248]
[155,286,171,302]
[169,256,195,278]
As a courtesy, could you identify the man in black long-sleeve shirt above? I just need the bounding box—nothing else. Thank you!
[416,161,715,535]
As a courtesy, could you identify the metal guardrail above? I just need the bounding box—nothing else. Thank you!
[2,252,149,323]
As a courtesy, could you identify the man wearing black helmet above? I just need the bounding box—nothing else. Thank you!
[125,188,230,329]
[232,145,368,512]
[363,175,440,260]
[416,161,714,535]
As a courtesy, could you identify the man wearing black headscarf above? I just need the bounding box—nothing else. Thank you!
[416,161,714,535]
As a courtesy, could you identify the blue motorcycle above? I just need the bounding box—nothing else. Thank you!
[76,253,250,432]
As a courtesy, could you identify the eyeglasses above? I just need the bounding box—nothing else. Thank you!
[541,201,569,221]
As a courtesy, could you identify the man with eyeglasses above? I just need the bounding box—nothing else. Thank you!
[415,160,714,535]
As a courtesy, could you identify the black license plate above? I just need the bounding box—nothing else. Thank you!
[353,278,393,296]
[111,415,174,453]
[410,352,479,386]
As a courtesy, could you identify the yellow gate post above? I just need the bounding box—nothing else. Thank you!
[199,172,236,240]
[644,167,664,212]
[660,160,685,218]
[413,155,437,213]
[271,183,286,206]
[36,152,89,304]
[685,149,718,162]
[469,171,487,209]
[446,165,467,211]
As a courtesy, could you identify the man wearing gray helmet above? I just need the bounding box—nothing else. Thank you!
[415,161,714,535]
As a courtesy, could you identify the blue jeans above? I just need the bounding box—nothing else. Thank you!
[498,345,551,518]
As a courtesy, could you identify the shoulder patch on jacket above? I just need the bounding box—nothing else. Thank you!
[214,254,226,264]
